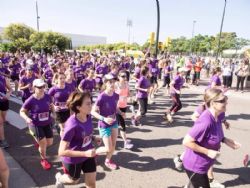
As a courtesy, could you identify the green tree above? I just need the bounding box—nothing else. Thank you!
[30,31,70,52]
[3,23,35,41]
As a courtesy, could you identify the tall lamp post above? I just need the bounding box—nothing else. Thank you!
[35,0,40,32]
[126,19,133,44]
[216,0,227,60]
[155,0,160,57]
[190,20,196,55]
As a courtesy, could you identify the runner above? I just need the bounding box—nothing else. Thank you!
[115,71,134,149]
[133,66,151,126]
[91,74,120,170]
[182,88,241,188]
[78,69,96,94]
[55,91,101,188]
[164,68,186,123]
[208,67,223,90]
[49,73,71,137]
[18,66,36,103]
[65,68,77,93]
[193,57,203,86]
[20,79,54,170]
[0,75,12,148]
[8,57,21,96]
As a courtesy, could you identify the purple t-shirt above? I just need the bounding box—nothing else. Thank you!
[164,66,171,77]
[48,85,71,112]
[66,81,77,93]
[9,64,21,76]
[22,94,52,126]
[19,75,36,99]
[95,92,119,128]
[79,79,96,93]
[95,65,109,83]
[183,109,224,174]
[61,115,94,164]
[136,76,150,99]
[209,75,221,88]
[74,66,85,80]
[170,75,184,94]
[43,68,53,84]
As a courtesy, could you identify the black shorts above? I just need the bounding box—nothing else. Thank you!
[0,100,9,111]
[29,124,53,141]
[195,72,201,79]
[10,75,19,82]
[150,76,158,84]
[55,110,70,124]
[62,158,96,180]
[138,98,148,116]
[185,168,210,188]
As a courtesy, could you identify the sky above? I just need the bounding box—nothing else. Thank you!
[1,0,250,44]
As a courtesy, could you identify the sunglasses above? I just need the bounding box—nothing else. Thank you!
[35,86,45,89]
[120,75,127,78]
[214,96,228,103]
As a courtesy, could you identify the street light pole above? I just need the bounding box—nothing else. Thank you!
[216,0,227,60]
[155,0,160,57]
[126,19,133,44]
[35,0,40,32]
[190,20,196,55]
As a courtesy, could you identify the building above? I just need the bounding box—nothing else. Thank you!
[0,26,107,48]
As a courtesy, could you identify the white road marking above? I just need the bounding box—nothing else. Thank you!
[6,110,27,130]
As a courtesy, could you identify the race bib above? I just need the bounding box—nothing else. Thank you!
[152,68,157,73]
[38,112,49,121]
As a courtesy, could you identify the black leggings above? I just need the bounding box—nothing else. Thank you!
[236,76,246,91]
[223,75,230,88]
[185,169,210,188]
[170,93,182,113]
[162,76,170,88]
[116,107,127,132]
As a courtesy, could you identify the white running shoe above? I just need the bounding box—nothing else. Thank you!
[173,155,183,171]
[124,141,134,149]
[209,179,225,188]
[55,172,65,188]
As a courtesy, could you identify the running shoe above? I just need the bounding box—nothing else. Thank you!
[131,118,136,126]
[243,154,249,167]
[173,155,183,171]
[55,172,65,188]
[209,179,225,188]
[124,141,134,149]
[105,160,118,170]
[0,140,9,148]
[41,159,51,170]
[167,114,173,123]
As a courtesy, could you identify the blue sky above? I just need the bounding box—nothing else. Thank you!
[1,0,250,44]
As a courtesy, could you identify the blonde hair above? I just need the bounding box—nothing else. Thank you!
[204,88,223,107]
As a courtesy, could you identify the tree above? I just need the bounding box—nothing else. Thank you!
[30,31,71,52]
[213,32,237,53]
[3,23,35,41]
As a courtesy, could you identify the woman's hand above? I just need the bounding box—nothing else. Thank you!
[104,117,115,125]
[84,148,96,157]
[207,149,220,159]
[224,138,241,150]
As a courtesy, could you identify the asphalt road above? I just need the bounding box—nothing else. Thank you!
[3,79,250,188]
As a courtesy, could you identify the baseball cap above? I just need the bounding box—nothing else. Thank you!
[33,79,46,87]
